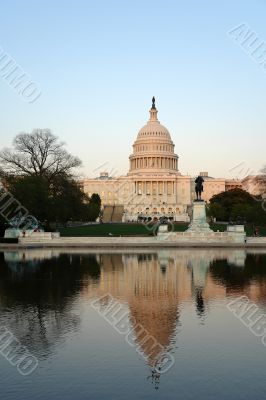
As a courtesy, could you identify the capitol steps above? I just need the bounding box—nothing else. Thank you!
[112,206,124,222]
[102,205,124,223]
[102,206,114,223]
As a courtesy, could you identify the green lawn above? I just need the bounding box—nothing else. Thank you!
[59,223,266,237]
[59,223,188,236]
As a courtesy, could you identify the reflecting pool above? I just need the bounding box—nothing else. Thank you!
[0,248,266,399]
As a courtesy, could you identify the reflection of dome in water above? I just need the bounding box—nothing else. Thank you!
[98,253,185,367]
[129,298,178,367]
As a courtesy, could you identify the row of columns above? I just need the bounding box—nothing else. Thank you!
[135,145,171,152]
[134,181,176,196]
[131,157,177,170]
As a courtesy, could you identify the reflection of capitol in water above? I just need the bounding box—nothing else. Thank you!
[82,249,266,371]
[92,249,249,304]
[2,248,266,374]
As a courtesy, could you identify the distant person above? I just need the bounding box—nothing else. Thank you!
[253,227,259,237]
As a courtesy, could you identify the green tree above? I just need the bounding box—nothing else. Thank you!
[207,203,226,221]
[210,189,255,221]
[2,174,101,227]
[87,193,101,221]
[7,175,50,222]
[49,175,91,223]
[90,193,101,206]
[209,188,266,225]
[0,130,101,228]
[0,213,7,236]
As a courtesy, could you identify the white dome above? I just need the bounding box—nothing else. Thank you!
[128,99,179,175]
[137,121,171,140]
[136,104,172,141]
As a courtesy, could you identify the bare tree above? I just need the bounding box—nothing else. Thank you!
[242,167,266,197]
[0,129,81,179]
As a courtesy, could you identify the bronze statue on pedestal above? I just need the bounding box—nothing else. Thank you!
[195,176,204,201]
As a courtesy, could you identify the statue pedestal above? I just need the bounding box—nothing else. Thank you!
[4,228,41,238]
[155,201,246,245]
[4,228,22,238]
[186,201,212,233]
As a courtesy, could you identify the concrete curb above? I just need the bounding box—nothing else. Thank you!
[0,236,266,249]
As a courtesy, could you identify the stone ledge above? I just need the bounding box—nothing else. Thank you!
[2,238,266,249]
[16,233,248,247]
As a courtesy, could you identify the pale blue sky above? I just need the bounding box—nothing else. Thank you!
[0,0,266,178]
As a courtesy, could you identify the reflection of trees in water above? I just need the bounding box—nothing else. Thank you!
[0,253,101,358]
[2,249,266,376]
[210,254,266,293]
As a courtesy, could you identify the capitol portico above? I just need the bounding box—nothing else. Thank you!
[81,99,242,222]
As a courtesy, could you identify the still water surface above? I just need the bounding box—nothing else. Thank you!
[0,248,266,399]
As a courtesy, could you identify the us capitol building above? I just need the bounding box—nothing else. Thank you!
[81,98,242,222]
